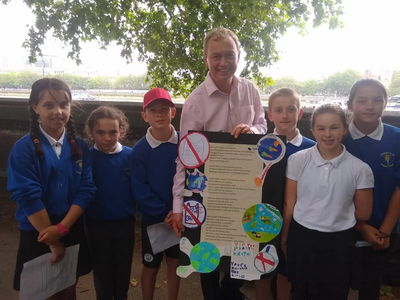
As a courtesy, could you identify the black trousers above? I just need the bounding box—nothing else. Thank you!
[85,217,135,300]
[200,271,245,300]
[356,234,397,300]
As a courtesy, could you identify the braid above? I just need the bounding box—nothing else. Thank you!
[29,107,45,159]
[66,115,82,160]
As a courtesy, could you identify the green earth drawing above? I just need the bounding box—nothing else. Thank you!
[189,241,221,273]
[242,203,283,242]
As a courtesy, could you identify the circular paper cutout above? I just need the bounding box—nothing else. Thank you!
[254,245,279,274]
[182,199,207,229]
[190,241,220,273]
[254,134,286,187]
[186,169,208,193]
[242,203,283,243]
[178,132,210,168]
[257,135,285,162]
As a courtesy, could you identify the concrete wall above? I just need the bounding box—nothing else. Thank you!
[1,97,400,177]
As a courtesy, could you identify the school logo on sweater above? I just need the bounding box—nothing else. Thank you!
[381,152,394,168]
[75,160,83,174]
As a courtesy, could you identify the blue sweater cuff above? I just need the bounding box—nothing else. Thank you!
[73,197,91,211]
[22,199,46,217]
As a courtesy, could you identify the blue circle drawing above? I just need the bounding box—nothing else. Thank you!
[257,137,283,161]
[242,204,283,243]
[186,171,208,192]
[190,242,220,273]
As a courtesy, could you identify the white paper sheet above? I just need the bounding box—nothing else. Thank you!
[20,244,80,300]
[147,222,180,255]
[230,243,278,281]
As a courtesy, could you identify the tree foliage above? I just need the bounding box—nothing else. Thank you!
[114,74,152,90]
[299,79,322,95]
[388,70,400,97]
[322,69,363,96]
[0,71,150,90]
[270,76,299,91]
[262,69,362,96]
[2,0,343,96]
[0,71,41,89]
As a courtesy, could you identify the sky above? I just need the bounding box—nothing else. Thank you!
[0,0,399,80]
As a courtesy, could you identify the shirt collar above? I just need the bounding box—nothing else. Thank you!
[310,144,347,168]
[39,125,65,146]
[273,129,302,146]
[94,142,123,154]
[348,119,383,141]
[145,125,178,149]
[204,72,241,96]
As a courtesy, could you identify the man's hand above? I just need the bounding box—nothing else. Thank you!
[164,210,173,227]
[360,224,384,249]
[49,241,66,265]
[38,225,61,244]
[231,123,253,138]
[172,213,184,237]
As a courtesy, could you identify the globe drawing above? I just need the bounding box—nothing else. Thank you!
[242,204,283,243]
[257,137,283,161]
[186,172,207,192]
[190,241,220,273]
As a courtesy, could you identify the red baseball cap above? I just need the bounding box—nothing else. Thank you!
[143,88,175,111]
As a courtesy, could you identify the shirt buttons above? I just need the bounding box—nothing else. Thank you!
[58,197,62,201]
[57,211,62,215]
[58,183,62,187]
[58,171,62,175]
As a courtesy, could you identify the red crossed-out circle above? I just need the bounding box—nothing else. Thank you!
[178,132,210,168]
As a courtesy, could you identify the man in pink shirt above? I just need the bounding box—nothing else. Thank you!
[172,28,267,300]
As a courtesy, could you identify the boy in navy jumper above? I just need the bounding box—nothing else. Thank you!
[258,88,315,300]
[130,88,180,300]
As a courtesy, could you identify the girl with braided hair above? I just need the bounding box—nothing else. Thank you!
[7,78,96,300]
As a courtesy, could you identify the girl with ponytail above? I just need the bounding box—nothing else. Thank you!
[7,78,96,300]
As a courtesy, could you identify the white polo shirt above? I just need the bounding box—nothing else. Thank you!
[40,125,65,159]
[286,144,374,232]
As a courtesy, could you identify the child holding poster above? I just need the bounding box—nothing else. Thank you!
[257,88,315,300]
[343,78,400,300]
[281,104,374,300]
[130,87,181,300]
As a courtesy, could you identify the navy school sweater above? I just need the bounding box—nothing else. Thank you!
[343,123,400,233]
[85,146,136,221]
[7,133,96,230]
[130,135,178,223]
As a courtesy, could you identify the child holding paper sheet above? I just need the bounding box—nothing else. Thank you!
[84,106,136,300]
[343,78,400,300]
[281,104,374,300]
[7,78,96,299]
[130,88,181,300]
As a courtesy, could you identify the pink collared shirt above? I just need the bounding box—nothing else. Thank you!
[172,73,267,213]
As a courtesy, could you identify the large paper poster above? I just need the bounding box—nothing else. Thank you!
[177,132,286,281]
